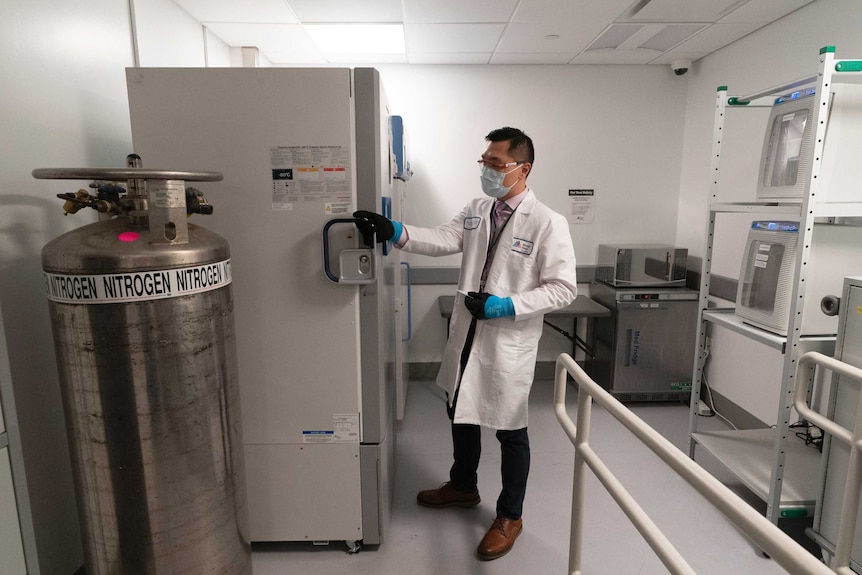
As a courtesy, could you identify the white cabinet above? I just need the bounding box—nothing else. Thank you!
[688,46,862,525]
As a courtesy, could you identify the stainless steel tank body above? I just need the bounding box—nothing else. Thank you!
[35,162,251,574]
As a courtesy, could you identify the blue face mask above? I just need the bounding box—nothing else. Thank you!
[480,164,520,198]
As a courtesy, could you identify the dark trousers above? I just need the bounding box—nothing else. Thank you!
[449,422,530,520]
[449,317,531,520]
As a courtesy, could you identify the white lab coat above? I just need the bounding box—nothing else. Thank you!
[400,189,577,429]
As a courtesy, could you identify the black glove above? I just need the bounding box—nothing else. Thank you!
[464,291,491,320]
[353,210,394,243]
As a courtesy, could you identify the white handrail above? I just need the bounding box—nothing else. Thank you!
[554,353,834,575]
[793,351,862,575]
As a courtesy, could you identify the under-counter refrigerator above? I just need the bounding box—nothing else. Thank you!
[127,67,401,548]
[589,282,697,402]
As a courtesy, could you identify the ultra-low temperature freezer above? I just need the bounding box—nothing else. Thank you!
[127,67,404,549]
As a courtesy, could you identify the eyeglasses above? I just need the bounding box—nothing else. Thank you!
[477,159,525,171]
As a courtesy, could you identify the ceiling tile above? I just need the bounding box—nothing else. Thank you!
[719,0,815,23]
[513,0,635,24]
[625,0,742,23]
[571,49,660,65]
[638,24,707,51]
[168,0,808,66]
[490,52,577,65]
[670,21,764,54]
[409,53,492,64]
[174,0,298,23]
[497,22,601,54]
[589,25,644,51]
[403,0,519,23]
[285,0,403,23]
[406,23,504,53]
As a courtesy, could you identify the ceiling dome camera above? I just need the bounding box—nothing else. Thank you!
[672,58,692,76]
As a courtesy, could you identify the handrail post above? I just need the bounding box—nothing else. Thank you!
[556,352,835,574]
[572,381,591,574]
[792,351,862,573]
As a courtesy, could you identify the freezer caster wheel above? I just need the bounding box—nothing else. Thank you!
[346,540,362,554]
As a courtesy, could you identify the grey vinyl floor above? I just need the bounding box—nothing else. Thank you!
[250,378,822,574]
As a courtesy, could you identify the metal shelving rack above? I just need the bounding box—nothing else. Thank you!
[687,46,862,525]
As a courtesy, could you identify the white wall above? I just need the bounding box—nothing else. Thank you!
[0,1,136,571]
[675,0,862,423]
[135,0,206,66]
[0,0,219,571]
[0,0,857,570]
[376,64,689,363]
[378,64,689,267]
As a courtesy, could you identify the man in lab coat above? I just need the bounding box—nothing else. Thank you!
[354,127,577,560]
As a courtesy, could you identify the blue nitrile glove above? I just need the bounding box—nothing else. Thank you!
[465,292,514,320]
[391,221,403,243]
[484,295,514,318]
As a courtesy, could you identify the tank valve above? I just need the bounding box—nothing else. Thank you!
[57,184,124,215]
[59,189,91,215]
[186,187,214,215]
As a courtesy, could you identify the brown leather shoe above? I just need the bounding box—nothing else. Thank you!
[477,516,523,560]
[416,482,480,508]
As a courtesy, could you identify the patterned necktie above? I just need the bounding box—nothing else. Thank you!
[491,201,512,244]
[482,201,513,287]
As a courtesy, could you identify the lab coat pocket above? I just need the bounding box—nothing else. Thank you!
[499,250,538,294]
[477,320,531,377]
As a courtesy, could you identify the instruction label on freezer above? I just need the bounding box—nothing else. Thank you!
[302,414,360,443]
[270,145,352,210]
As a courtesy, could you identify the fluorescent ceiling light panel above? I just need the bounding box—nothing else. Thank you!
[324,53,408,64]
[305,24,405,54]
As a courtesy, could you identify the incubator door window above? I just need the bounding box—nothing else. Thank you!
[764,109,808,187]
[740,240,785,313]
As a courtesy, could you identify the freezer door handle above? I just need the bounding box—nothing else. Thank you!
[401,261,412,342]
[322,218,377,284]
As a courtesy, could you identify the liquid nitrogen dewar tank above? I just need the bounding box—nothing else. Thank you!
[34,156,251,574]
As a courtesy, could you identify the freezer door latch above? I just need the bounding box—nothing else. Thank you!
[322,218,377,284]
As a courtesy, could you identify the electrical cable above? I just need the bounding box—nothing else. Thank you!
[789,420,823,451]
[699,343,739,430]
[702,372,739,430]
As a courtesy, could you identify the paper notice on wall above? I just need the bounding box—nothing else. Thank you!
[568,189,595,224]
[270,145,352,210]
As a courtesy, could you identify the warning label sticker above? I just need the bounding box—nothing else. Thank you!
[270,145,352,209]
[44,259,232,304]
[302,414,360,444]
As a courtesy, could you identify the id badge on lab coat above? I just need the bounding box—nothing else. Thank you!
[464,216,481,230]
